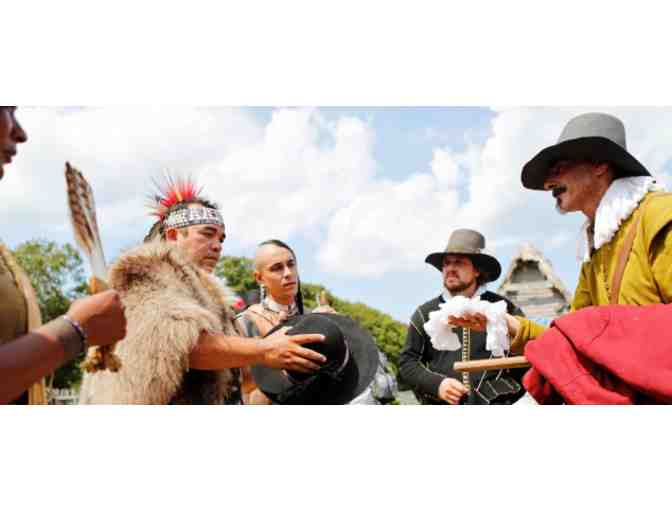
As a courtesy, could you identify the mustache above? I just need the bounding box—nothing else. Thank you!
[552,186,567,198]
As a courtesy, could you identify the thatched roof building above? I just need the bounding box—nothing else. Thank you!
[498,243,572,319]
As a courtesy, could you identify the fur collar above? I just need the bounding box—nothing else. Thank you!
[80,240,239,405]
[579,177,664,262]
[110,240,235,323]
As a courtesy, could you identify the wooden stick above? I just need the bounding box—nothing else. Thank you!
[454,356,530,373]
[89,276,109,293]
[80,276,122,373]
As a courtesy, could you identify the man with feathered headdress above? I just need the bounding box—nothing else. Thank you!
[79,177,326,404]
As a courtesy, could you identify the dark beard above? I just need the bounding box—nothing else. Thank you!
[445,279,476,294]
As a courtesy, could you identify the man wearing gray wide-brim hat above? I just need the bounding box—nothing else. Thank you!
[497,112,672,358]
[398,228,525,405]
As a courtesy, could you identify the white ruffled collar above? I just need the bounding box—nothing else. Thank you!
[579,176,664,262]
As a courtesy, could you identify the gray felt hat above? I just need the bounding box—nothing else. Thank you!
[521,112,651,190]
[425,228,501,283]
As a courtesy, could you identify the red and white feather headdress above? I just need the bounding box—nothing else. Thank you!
[149,175,224,230]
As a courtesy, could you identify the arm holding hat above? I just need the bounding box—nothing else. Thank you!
[189,327,326,373]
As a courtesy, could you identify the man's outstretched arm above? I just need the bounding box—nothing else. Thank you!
[189,327,326,373]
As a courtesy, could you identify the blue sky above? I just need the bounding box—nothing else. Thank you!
[1,107,670,322]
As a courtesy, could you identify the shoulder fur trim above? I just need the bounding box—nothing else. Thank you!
[80,240,238,404]
[109,240,235,324]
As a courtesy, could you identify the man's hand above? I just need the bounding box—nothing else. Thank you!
[447,312,487,332]
[262,327,326,373]
[438,378,469,405]
[67,290,127,346]
[448,312,521,338]
[505,314,521,338]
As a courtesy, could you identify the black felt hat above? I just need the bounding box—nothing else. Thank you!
[250,313,380,405]
[522,112,651,191]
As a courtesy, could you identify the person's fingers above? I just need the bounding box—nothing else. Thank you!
[447,381,467,399]
[295,346,326,363]
[291,333,326,345]
[448,388,468,404]
[288,357,321,373]
[447,389,465,400]
[286,364,311,374]
[447,379,468,392]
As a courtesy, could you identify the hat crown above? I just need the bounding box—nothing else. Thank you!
[285,315,347,383]
[445,228,486,253]
[558,112,627,150]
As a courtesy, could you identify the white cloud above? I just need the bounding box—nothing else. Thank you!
[200,108,377,244]
[0,107,378,256]
[2,106,671,288]
[0,107,262,249]
[430,147,461,187]
[319,150,461,276]
[317,107,672,278]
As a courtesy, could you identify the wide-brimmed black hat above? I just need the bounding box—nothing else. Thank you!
[425,228,501,283]
[522,112,651,190]
[250,313,380,405]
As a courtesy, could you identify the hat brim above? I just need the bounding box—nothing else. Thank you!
[522,136,651,191]
[424,252,501,283]
[250,314,380,405]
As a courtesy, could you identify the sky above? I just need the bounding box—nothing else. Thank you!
[2,106,671,322]
[6,2,672,503]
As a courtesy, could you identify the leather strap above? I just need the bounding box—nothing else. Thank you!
[608,191,671,305]
[610,212,641,304]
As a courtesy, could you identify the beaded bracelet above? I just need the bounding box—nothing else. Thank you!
[62,315,88,355]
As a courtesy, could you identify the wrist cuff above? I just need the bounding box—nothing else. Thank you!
[42,317,86,362]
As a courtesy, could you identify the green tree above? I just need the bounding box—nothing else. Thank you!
[13,239,88,389]
[215,256,257,295]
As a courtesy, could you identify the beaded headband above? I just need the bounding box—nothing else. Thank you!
[148,175,224,231]
[164,206,224,230]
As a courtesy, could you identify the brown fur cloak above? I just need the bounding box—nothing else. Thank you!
[79,241,238,404]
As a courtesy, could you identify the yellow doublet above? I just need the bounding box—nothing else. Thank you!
[512,192,672,353]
